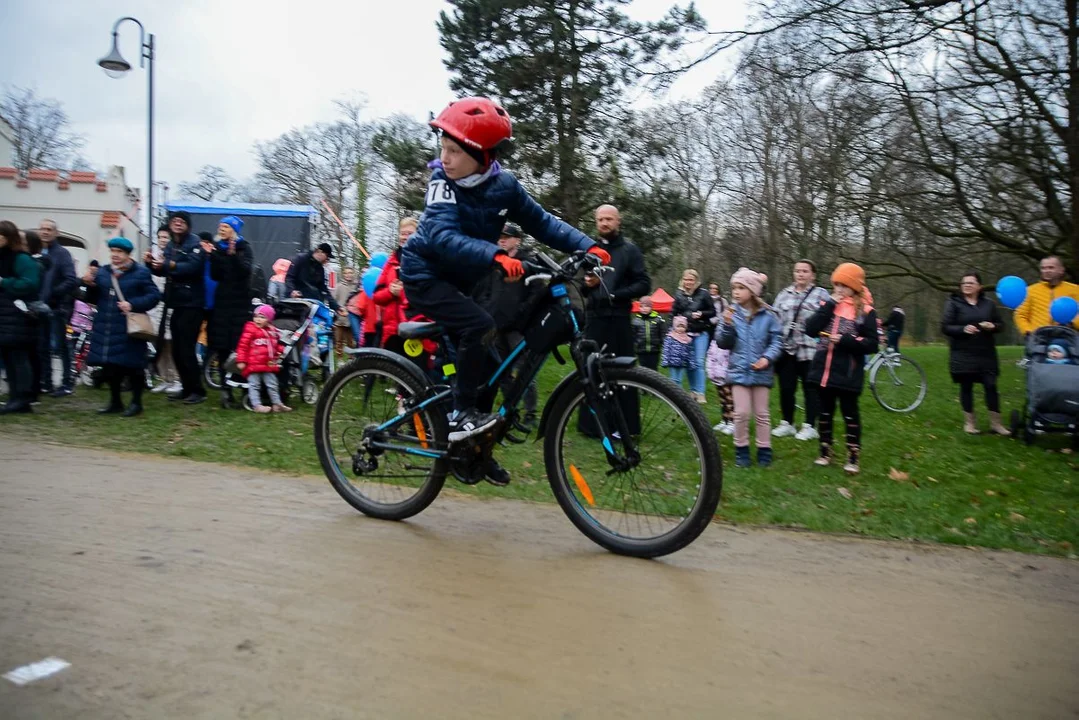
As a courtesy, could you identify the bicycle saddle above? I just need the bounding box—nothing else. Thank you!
[397,321,442,339]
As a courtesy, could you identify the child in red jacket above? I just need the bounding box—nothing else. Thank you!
[235,305,291,414]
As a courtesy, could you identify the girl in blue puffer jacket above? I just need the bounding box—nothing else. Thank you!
[716,268,783,468]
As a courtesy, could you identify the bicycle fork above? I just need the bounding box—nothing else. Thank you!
[575,346,640,473]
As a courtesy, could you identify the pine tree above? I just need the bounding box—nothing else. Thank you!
[437,0,704,226]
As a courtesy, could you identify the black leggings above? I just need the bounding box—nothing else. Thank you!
[957,374,999,413]
[104,363,144,406]
[817,386,861,460]
[776,354,818,426]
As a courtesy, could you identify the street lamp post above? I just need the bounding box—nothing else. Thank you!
[98,17,155,241]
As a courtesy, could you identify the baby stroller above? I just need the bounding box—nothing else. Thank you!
[224,298,334,410]
[1010,325,1079,447]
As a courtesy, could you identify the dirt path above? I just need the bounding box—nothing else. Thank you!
[1,439,1077,719]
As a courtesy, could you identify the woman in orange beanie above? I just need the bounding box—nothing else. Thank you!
[804,262,878,475]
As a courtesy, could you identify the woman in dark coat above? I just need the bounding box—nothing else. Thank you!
[205,216,253,409]
[670,268,716,403]
[84,237,161,417]
[941,272,1009,436]
[0,221,42,414]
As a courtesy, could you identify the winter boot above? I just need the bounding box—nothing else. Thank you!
[814,444,832,467]
[843,446,861,475]
[989,412,1012,436]
[963,412,980,435]
[756,447,773,468]
[734,445,751,468]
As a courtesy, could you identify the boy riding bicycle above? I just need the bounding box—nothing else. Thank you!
[398,96,610,485]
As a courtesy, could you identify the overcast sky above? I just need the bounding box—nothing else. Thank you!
[1,0,747,203]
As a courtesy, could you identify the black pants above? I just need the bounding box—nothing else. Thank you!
[776,354,818,427]
[886,329,901,351]
[213,347,235,400]
[955,373,999,413]
[170,307,205,398]
[817,385,861,460]
[404,279,496,413]
[578,311,640,437]
[40,309,72,391]
[0,346,32,407]
[27,320,43,400]
[104,363,144,407]
[495,330,537,417]
[638,351,660,371]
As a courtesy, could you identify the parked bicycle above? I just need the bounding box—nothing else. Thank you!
[313,251,723,558]
[867,346,927,413]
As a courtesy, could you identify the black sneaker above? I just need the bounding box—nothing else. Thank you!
[447,409,499,443]
[182,394,207,405]
[483,458,511,487]
[50,388,74,398]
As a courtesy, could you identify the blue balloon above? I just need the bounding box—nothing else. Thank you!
[995,275,1027,310]
[1050,296,1079,325]
[370,252,389,269]
[362,267,382,297]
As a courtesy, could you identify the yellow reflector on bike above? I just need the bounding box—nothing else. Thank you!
[442,363,456,377]
[404,339,424,357]
[569,464,595,507]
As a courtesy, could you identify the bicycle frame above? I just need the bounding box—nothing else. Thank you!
[362,269,639,469]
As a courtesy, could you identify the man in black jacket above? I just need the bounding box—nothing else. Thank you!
[146,210,207,404]
[472,222,539,426]
[286,243,339,311]
[579,204,651,436]
[36,219,78,396]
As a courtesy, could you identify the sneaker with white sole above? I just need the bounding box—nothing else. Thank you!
[795,424,819,441]
[718,421,734,436]
[772,421,796,438]
[447,409,499,443]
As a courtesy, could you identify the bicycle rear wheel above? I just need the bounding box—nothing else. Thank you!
[314,353,448,520]
[543,365,722,558]
[870,353,927,413]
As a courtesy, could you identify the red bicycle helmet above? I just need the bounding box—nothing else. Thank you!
[430,97,513,153]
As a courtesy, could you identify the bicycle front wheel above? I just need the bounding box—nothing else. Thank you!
[870,353,927,413]
[314,353,448,520]
[544,366,722,558]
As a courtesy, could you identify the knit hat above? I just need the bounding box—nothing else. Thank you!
[167,210,192,228]
[106,236,134,253]
[831,263,866,293]
[220,215,244,235]
[254,304,276,322]
[316,242,334,259]
[1048,343,1067,356]
[501,222,523,238]
[730,267,768,298]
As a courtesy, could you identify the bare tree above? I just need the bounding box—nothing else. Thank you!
[177,165,236,201]
[0,86,86,171]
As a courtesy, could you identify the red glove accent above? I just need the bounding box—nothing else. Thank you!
[493,253,524,279]
[586,246,611,265]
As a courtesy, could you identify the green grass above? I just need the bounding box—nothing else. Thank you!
[6,346,1077,557]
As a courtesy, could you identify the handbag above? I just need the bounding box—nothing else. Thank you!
[110,272,157,342]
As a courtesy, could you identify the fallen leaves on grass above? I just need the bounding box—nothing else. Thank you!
[837,487,853,499]
[927,476,939,483]
[1009,512,1026,522]
[889,467,910,482]
[964,517,978,525]
[984,490,997,496]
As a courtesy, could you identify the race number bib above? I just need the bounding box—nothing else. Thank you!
[425,180,457,206]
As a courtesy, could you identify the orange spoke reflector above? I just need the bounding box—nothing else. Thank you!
[569,464,595,507]
[413,416,428,449]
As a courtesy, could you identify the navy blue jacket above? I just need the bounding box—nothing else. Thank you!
[285,250,338,310]
[151,231,205,309]
[39,242,78,309]
[87,263,161,368]
[399,165,595,292]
